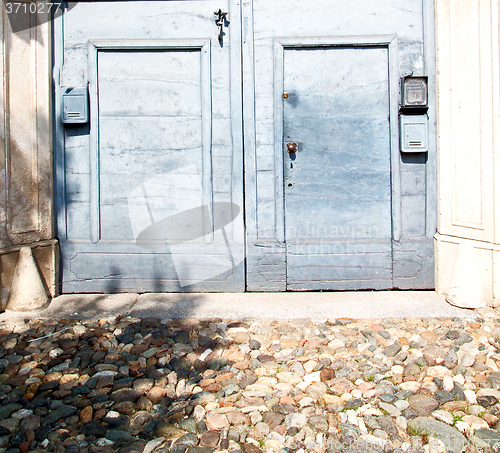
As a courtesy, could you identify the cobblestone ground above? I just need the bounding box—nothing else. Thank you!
[1,308,500,453]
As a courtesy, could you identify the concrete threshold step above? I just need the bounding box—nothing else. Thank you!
[0,290,477,323]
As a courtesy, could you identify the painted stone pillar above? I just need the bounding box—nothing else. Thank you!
[0,2,58,309]
[434,0,500,307]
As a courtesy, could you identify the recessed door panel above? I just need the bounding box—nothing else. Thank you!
[283,47,393,290]
[97,50,203,242]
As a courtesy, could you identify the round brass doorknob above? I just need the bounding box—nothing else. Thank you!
[286,142,297,153]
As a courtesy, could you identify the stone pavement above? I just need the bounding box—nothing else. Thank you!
[0,294,499,453]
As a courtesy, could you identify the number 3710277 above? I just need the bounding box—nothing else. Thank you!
[5,2,61,14]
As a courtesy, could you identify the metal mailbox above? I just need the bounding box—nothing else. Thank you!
[61,87,89,124]
[400,114,428,152]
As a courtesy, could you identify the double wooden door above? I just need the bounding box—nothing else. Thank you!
[55,0,435,292]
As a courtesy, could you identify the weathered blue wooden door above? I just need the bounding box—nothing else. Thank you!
[243,0,436,291]
[283,46,393,289]
[56,0,436,293]
[54,0,244,292]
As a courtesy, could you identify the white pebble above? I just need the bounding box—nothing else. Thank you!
[340,393,353,402]
[351,389,362,398]
[303,372,321,384]
[199,349,212,361]
[49,348,63,358]
[358,418,368,434]
[461,354,475,367]
[264,440,283,452]
[399,381,421,392]
[73,325,86,336]
[346,411,359,427]
[394,400,409,411]
[453,374,465,385]
[443,375,454,392]
[467,405,486,416]
[421,382,439,393]
[396,416,407,431]
[464,389,477,404]
[303,360,318,374]
[296,381,309,391]
[11,409,33,420]
[462,415,489,432]
[250,411,262,424]
[454,420,469,434]
[373,429,389,440]
[193,405,206,422]
[424,438,447,453]
[391,365,404,374]
[431,409,454,425]
[143,438,166,453]
[299,397,314,408]
[486,358,499,371]
[205,402,219,411]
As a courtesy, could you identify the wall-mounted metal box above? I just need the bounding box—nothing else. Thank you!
[400,114,428,152]
[401,76,428,108]
[61,87,89,124]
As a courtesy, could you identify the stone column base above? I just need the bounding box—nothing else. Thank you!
[0,239,59,310]
[435,233,499,308]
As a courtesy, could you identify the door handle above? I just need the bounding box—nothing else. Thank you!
[286,142,297,153]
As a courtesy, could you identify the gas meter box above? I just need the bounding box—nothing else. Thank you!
[61,87,89,124]
[400,114,428,153]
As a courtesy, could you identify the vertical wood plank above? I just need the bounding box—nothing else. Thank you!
[53,5,67,241]
[389,37,401,243]
[229,0,244,244]
[201,41,214,243]
[88,42,100,244]
[242,0,257,246]
[273,40,284,243]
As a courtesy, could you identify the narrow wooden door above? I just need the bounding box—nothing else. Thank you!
[244,0,436,291]
[55,1,244,292]
[283,46,393,290]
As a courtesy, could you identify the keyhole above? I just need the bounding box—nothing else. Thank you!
[290,163,293,169]
[288,183,293,188]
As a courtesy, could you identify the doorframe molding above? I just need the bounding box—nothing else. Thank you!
[52,4,66,244]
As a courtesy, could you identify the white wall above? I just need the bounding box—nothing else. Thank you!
[435,0,500,307]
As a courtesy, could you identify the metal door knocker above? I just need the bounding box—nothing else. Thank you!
[214,9,228,44]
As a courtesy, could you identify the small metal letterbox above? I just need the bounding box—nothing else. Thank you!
[400,114,428,152]
[61,87,89,124]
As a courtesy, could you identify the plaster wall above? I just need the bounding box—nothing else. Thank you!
[434,0,500,307]
[0,3,57,307]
